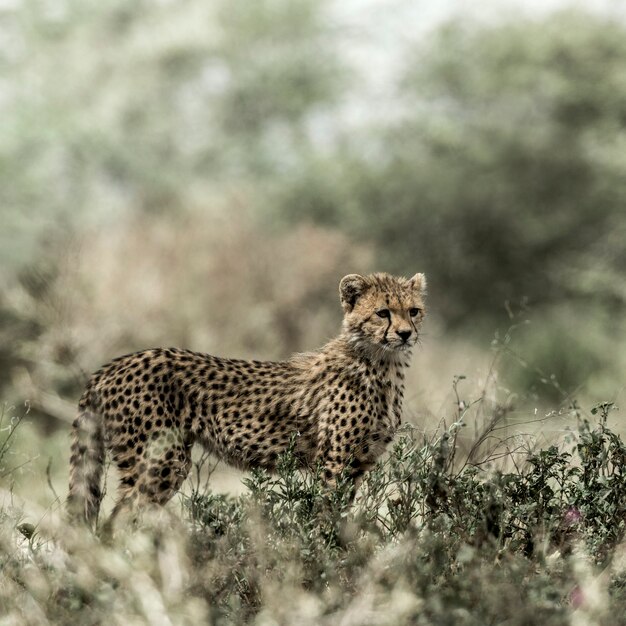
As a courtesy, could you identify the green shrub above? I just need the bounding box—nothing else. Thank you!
[1,399,625,624]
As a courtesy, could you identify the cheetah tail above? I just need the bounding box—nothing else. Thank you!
[66,392,105,529]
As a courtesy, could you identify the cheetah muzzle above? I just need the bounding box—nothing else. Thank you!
[67,272,427,530]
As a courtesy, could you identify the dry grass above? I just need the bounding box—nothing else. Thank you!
[2,401,626,626]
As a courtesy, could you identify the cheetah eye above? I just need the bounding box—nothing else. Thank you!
[409,308,421,317]
[376,309,390,319]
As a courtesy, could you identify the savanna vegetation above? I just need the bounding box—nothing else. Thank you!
[2,398,626,624]
[1,1,625,624]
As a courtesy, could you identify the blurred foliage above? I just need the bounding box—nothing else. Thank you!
[0,0,351,408]
[1,2,626,409]
[275,10,626,326]
[498,305,623,404]
[0,0,343,268]
[2,402,626,624]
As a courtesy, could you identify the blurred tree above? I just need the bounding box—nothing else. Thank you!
[3,3,626,405]
[0,0,344,271]
[275,9,626,327]
[0,0,347,405]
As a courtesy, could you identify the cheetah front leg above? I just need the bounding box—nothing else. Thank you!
[319,419,377,505]
[321,456,376,506]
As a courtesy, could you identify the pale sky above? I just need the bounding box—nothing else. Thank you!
[325,0,626,130]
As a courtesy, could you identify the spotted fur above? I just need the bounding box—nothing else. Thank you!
[67,272,427,529]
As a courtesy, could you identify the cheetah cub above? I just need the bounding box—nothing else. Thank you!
[67,272,426,529]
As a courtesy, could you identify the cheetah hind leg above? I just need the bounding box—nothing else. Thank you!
[100,445,192,541]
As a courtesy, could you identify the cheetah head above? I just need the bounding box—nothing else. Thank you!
[339,272,427,357]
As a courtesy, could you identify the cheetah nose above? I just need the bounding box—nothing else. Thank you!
[397,330,412,343]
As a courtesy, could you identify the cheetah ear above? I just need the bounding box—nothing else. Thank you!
[339,274,369,312]
[408,273,427,295]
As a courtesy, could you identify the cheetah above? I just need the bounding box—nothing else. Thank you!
[67,272,427,529]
